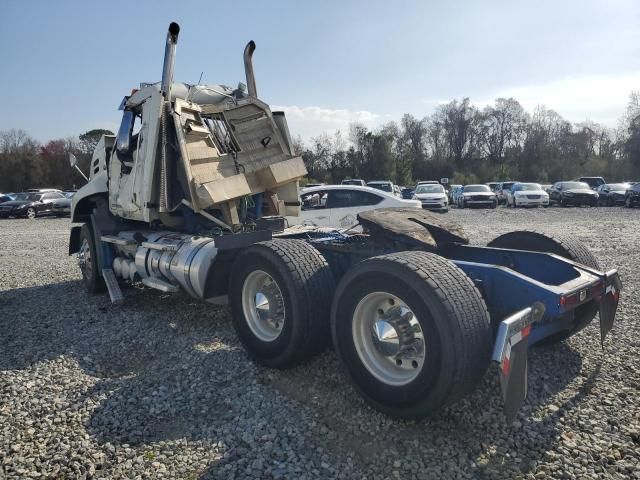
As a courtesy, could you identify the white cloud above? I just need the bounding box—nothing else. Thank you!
[272,105,387,141]
[480,73,640,127]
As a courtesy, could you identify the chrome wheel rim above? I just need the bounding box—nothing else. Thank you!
[78,238,92,279]
[242,270,285,342]
[26,208,36,219]
[352,292,425,386]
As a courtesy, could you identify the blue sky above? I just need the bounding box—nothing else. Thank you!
[1,0,638,142]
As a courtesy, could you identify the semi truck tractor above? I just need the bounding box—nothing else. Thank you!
[69,23,621,422]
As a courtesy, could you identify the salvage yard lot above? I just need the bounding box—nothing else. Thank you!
[1,208,638,479]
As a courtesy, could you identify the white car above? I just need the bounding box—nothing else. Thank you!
[506,182,550,208]
[413,183,449,212]
[290,185,421,228]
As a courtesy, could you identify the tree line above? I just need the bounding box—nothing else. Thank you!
[0,129,113,193]
[296,94,640,186]
[1,93,639,193]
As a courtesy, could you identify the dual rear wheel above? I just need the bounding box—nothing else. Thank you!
[229,241,493,418]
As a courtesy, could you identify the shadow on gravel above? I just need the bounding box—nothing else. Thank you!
[256,338,587,478]
[0,280,597,478]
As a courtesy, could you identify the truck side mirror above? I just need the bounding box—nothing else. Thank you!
[116,110,135,155]
[68,153,78,168]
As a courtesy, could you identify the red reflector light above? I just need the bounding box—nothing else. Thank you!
[560,293,579,308]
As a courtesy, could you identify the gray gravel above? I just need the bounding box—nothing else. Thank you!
[1,208,639,479]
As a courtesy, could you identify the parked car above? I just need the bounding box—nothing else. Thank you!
[0,191,68,219]
[52,194,74,216]
[548,181,598,207]
[400,187,415,199]
[506,183,550,208]
[366,181,396,196]
[485,182,500,191]
[457,184,498,209]
[416,180,440,186]
[596,183,630,206]
[625,182,640,208]
[412,183,449,212]
[447,184,461,203]
[293,185,420,228]
[341,179,366,186]
[578,176,606,190]
[495,181,517,204]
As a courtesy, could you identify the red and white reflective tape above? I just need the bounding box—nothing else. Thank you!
[501,324,532,376]
[605,284,619,300]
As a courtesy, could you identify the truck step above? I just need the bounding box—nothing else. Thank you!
[141,241,179,252]
[102,268,124,304]
[101,235,137,246]
[142,277,180,293]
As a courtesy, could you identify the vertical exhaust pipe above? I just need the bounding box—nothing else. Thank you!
[243,40,258,98]
[161,22,180,99]
[159,22,179,213]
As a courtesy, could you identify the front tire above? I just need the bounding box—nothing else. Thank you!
[78,224,106,293]
[26,207,37,219]
[229,240,334,368]
[331,252,492,419]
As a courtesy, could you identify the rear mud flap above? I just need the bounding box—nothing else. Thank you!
[492,302,546,423]
[600,269,622,346]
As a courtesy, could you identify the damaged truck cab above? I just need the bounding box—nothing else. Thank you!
[69,23,621,424]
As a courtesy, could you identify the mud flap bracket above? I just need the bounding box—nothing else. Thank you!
[600,269,622,346]
[492,301,545,424]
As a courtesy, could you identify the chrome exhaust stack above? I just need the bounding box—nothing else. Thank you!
[243,40,258,98]
[161,22,180,99]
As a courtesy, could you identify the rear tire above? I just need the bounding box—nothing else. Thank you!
[26,207,37,219]
[79,224,106,294]
[331,252,492,419]
[229,240,334,368]
[487,230,600,344]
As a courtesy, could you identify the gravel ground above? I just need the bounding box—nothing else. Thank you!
[1,208,639,479]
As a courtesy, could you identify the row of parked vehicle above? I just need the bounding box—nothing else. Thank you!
[447,177,640,209]
[0,189,75,219]
[296,175,640,229]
